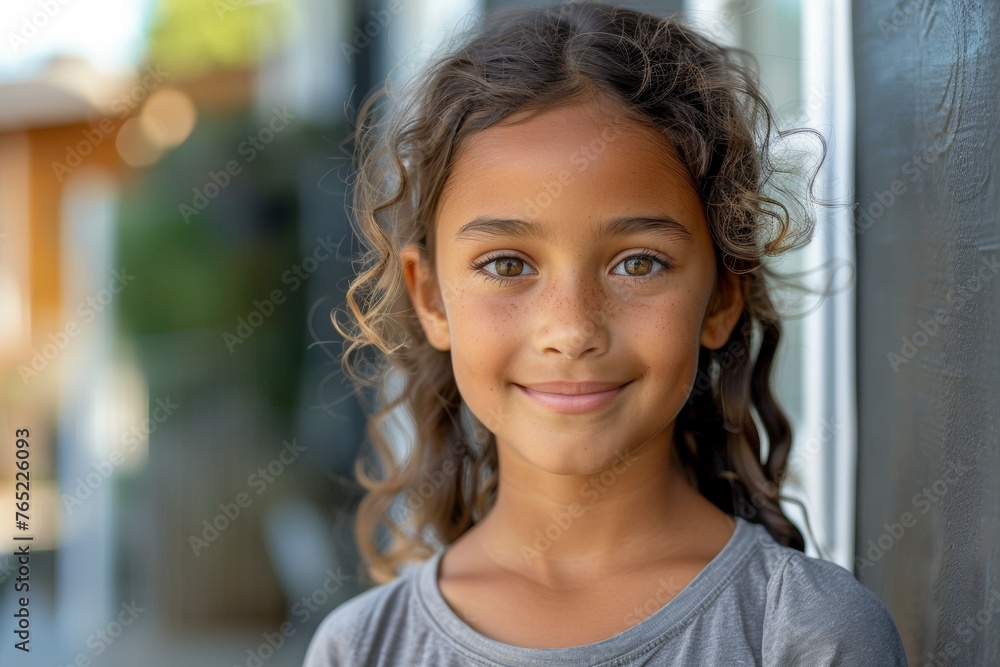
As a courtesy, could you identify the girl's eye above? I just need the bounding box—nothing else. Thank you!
[611,254,673,279]
[471,255,538,285]
[470,250,674,286]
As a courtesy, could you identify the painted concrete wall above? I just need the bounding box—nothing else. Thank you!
[853,1,1000,664]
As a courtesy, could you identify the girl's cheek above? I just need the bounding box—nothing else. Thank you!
[630,292,699,334]
[451,295,522,343]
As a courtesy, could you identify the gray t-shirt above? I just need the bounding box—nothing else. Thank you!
[302,516,908,666]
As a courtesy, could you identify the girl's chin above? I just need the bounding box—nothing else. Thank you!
[497,439,633,476]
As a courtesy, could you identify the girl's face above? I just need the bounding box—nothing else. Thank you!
[401,97,743,476]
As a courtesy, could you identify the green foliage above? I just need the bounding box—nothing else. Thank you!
[145,0,289,78]
[114,108,309,410]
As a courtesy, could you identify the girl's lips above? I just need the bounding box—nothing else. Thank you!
[515,380,632,414]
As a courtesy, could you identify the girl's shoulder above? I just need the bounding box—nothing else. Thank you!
[741,523,908,665]
[301,562,422,667]
[299,523,908,666]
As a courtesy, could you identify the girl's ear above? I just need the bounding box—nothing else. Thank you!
[700,269,745,350]
[400,244,451,351]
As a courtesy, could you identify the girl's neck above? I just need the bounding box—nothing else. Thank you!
[460,433,733,588]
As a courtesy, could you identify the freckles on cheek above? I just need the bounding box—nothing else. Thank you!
[450,298,521,398]
[637,295,702,376]
[451,296,521,352]
[633,294,699,340]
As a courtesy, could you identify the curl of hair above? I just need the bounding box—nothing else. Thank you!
[332,1,826,584]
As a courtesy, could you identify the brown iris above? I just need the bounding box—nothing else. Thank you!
[495,258,524,277]
[623,256,653,276]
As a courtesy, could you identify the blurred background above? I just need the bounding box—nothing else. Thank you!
[0,0,996,665]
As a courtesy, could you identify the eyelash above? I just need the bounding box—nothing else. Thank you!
[470,249,675,286]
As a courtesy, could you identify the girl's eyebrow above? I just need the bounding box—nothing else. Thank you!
[454,215,694,243]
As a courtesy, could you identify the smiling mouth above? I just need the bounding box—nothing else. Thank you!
[514,380,633,414]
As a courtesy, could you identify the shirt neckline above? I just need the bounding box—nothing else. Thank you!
[415,515,759,667]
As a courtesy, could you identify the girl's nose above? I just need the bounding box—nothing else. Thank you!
[532,279,610,359]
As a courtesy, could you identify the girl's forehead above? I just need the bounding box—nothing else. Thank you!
[457,100,663,162]
[444,100,695,194]
[434,101,706,241]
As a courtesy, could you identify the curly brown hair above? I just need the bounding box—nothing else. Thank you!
[332,1,826,585]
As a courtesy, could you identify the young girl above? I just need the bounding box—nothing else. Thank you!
[304,2,908,665]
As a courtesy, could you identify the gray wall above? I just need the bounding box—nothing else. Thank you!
[853,1,1000,664]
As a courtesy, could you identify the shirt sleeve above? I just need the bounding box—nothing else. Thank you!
[762,552,908,666]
